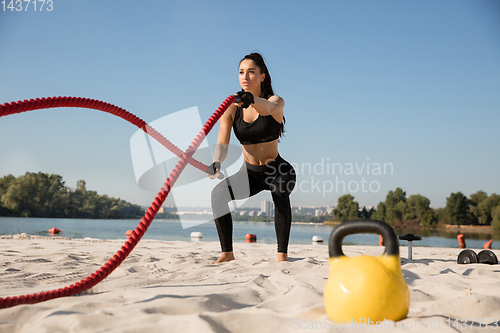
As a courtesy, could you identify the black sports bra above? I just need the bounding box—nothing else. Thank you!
[233,107,282,145]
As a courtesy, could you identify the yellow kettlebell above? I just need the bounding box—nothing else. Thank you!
[324,220,410,323]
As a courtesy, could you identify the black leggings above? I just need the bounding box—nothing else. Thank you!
[211,155,296,253]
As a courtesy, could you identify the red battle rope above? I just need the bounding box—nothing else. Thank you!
[0,95,236,309]
[0,97,215,173]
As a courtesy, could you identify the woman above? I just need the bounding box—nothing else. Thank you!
[207,53,296,263]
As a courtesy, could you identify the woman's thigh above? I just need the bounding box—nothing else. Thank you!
[265,161,296,197]
[213,165,265,202]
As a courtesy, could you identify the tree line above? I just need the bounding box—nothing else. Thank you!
[332,188,500,230]
[0,172,144,219]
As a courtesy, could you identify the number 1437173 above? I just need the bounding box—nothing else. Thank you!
[2,0,53,11]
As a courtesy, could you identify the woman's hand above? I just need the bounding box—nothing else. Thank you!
[235,92,284,117]
[206,161,221,179]
[234,90,254,108]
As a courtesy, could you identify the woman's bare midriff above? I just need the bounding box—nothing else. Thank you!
[241,140,279,166]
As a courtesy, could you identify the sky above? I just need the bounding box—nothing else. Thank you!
[0,0,499,210]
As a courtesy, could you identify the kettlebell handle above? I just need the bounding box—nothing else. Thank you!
[329,220,399,258]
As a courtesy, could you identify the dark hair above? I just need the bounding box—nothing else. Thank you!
[239,52,285,137]
[240,52,274,99]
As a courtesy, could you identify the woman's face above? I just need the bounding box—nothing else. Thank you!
[239,59,265,94]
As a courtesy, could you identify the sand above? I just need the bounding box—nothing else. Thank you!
[1,234,499,333]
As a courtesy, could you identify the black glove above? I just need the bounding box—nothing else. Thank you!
[235,90,255,108]
[206,161,221,175]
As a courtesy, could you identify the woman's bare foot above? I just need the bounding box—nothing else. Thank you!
[215,251,235,264]
[277,252,288,262]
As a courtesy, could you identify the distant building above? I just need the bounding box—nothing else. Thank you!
[261,200,274,216]
[315,209,323,216]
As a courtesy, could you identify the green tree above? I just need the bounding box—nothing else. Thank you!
[469,190,488,224]
[470,190,488,206]
[386,188,406,206]
[373,190,436,227]
[477,194,500,225]
[367,206,375,219]
[384,188,407,225]
[404,194,432,221]
[118,199,143,218]
[66,187,86,218]
[421,210,438,228]
[445,192,470,225]
[435,208,448,225]
[0,174,16,216]
[371,202,386,221]
[0,174,15,196]
[492,206,500,231]
[1,172,67,217]
[76,180,86,191]
[359,206,373,219]
[0,173,143,219]
[333,194,360,222]
[80,190,100,219]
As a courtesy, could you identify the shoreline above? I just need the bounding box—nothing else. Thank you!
[440,224,494,233]
[323,220,497,233]
[3,216,495,234]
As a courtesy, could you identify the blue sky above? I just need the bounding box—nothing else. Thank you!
[0,0,499,210]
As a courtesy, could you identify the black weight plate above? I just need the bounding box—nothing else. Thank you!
[457,249,478,264]
[478,250,498,265]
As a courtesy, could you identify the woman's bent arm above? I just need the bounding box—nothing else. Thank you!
[251,95,284,117]
[213,105,235,164]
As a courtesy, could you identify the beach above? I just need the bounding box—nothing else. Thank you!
[1,234,499,333]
